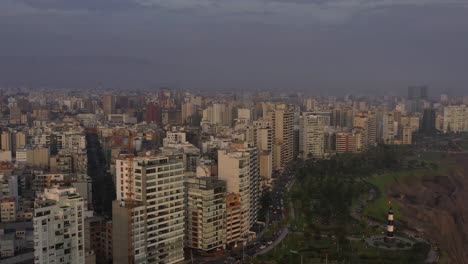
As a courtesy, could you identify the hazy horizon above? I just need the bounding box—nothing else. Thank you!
[1,0,468,95]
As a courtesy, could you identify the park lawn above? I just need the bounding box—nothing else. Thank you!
[418,150,445,161]
[258,233,336,263]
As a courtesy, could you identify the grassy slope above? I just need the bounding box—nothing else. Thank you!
[364,170,421,222]
[364,150,454,223]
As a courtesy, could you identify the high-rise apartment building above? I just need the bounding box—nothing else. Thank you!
[112,200,147,264]
[202,103,233,126]
[399,125,413,145]
[185,177,227,252]
[382,112,396,144]
[103,95,116,115]
[353,112,372,149]
[299,113,326,158]
[400,115,421,133]
[15,131,27,150]
[1,131,12,151]
[336,132,358,154]
[113,155,185,264]
[266,104,294,170]
[84,216,113,263]
[259,151,273,185]
[181,101,196,123]
[252,119,273,153]
[443,105,468,133]
[33,187,85,264]
[218,145,260,240]
[367,113,377,147]
[225,193,242,245]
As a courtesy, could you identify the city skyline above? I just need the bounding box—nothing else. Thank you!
[2,1,468,263]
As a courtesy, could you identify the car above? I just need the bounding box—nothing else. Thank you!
[260,245,266,249]
[267,241,273,245]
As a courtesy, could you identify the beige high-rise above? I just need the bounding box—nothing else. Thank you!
[113,154,185,264]
[266,104,294,170]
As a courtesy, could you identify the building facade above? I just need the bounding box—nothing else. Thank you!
[113,155,185,264]
[33,187,85,264]
[185,177,227,252]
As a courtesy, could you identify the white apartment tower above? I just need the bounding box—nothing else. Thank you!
[443,105,468,133]
[252,119,273,152]
[114,154,185,264]
[33,187,85,264]
[218,145,260,240]
[299,113,327,159]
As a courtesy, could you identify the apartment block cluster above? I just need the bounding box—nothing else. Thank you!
[0,86,467,264]
[0,90,98,264]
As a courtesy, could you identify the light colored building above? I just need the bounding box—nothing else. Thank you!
[114,154,185,264]
[237,108,252,122]
[299,113,326,159]
[253,119,273,153]
[163,131,187,147]
[225,193,242,245]
[185,177,227,252]
[0,150,12,162]
[202,103,232,126]
[1,197,17,222]
[259,151,272,185]
[1,131,12,151]
[367,113,377,147]
[218,144,259,240]
[15,131,27,150]
[399,125,413,145]
[266,104,294,170]
[443,105,468,133]
[400,115,420,133]
[303,97,316,111]
[181,101,196,123]
[33,187,86,264]
[16,147,49,167]
[382,112,396,144]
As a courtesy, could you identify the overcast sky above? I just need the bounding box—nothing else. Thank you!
[1,0,467,95]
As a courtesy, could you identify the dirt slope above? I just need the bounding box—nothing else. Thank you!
[389,154,468,264]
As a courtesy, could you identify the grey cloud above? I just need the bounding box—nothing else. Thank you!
[18,0,140,11]
[0,0,467,94]
[6,0,468,24]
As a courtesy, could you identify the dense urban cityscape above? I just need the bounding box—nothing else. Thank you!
[0,86,467,263]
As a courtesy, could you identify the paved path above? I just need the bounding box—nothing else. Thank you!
[254,228,289,257]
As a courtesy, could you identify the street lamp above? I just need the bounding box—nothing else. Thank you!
[290,250,303,264]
